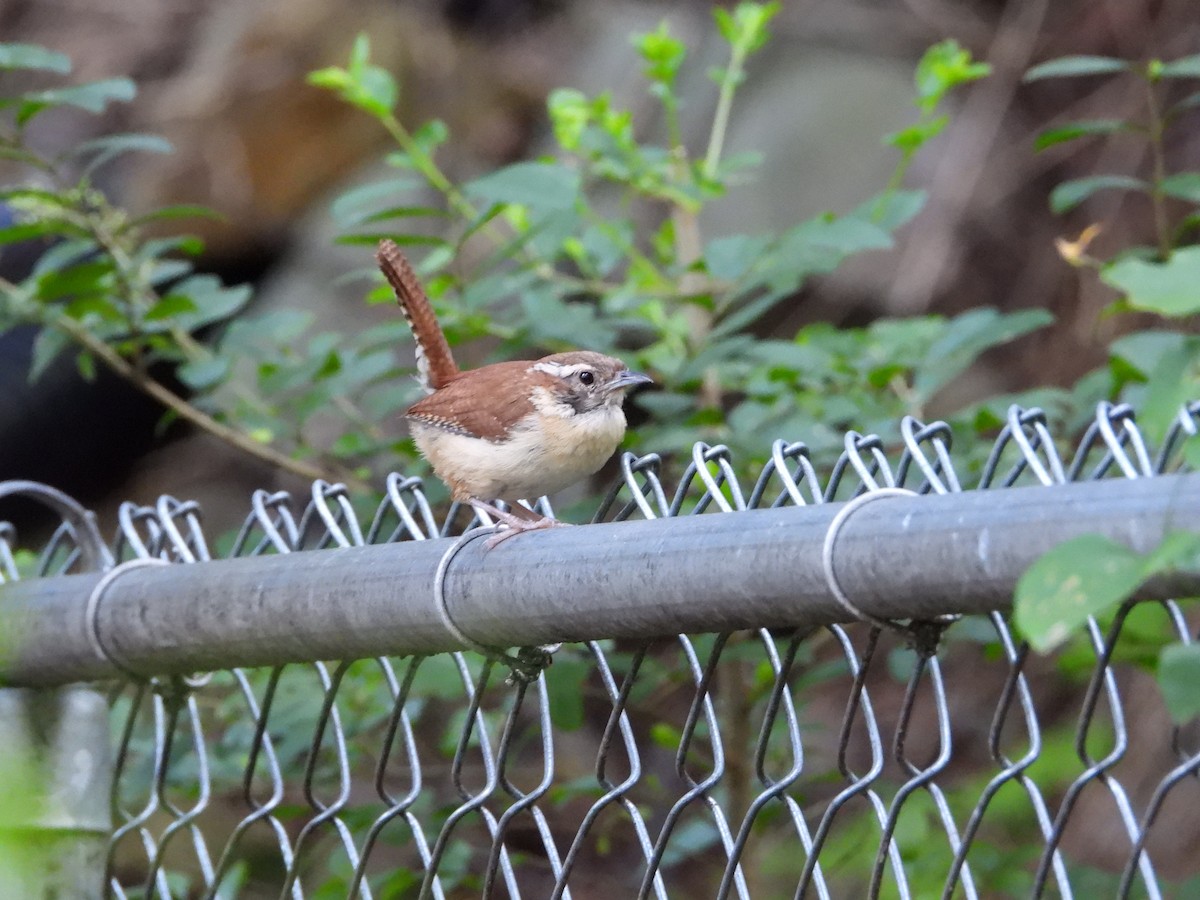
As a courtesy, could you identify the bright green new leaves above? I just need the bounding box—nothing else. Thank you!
[713,2,780,56]
[1014,531,1200,653]
[636,21,686,92]
[307,34,397,118]
[913,39,992,114]
[885,41,990,185]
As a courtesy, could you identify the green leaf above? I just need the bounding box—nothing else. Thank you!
[329,177,421,228]
[704,234,771,281]
[544,656,588,731]
[75,351,95,381]
[307,35,397,117]
[35,260,114,302]
[465,161,581,213]
[1159,643,1200,724]
[520,285,617,349]
[306,66,351,93]
[1160,172,1200,204]
[144,294,198,322]
[855,189,926,232]
[913,40,991,113]
[915,308,1053,400]
[1034,119,1130,152]
[1109,329,1188,379]
[884,117,947,152]
[68,132,173,177]
[28,326,71,383]
[635,21,686,85]
[1014,535,1143,652]
[1102,246,1200,315]
[786,214,893,255]
[712,2,781,55]
[177,357,230,391]
[1142,530,1200,574]
[1049,175,1147,213]
[1023,55,1131,82]
[547,88,590,151]
[330,431,371,458]
[1137,339,1200,444]
[1160,54,1200,79]
[164,276,252,330]
[0,43,70,73]
[18,78,136,124]
[0,222,56,245]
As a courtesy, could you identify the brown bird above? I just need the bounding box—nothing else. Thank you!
[376,239,652,544]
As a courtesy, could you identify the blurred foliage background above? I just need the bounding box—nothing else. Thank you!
[0,0,1196,528]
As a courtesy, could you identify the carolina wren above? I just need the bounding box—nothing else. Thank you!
[376,239,652,543]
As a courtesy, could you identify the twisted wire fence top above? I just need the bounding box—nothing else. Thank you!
[2,402,1200,899]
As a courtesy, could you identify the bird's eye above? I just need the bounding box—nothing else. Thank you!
[578,370,595,385]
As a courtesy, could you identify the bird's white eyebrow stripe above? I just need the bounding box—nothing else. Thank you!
[532,361,593,378]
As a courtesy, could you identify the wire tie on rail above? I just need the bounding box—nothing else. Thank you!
[85,557,172,681]
[433,525,561,684]
[822,488,952,653]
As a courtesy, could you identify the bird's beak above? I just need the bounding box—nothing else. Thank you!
[605,370,654,393]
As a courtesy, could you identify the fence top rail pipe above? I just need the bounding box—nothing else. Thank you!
[1,473,1196,688]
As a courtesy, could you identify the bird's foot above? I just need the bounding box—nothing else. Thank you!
[469,500,570,549]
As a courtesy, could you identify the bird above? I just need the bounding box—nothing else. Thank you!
[376,239,652,545]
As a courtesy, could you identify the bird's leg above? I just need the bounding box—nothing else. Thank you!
[468,499,569,549]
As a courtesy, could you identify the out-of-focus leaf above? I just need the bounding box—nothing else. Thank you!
[1050,175,1147,213]
[1014,535,1143,652]
[330,178,421,228]
[465,161,581,213]
[1102,247,1200,316]
[28,326,71,382]
[144,294,199,322]
[1160,55,1200,79]
[914,308,1052,399]
[0,43,70,73]
[1159,643,1200,724]
[67,132,172,177]
[1023,55,1130,82]
[18,78,135,124]
[177,357,230,391]
[1160,172,1200,204]
[1034,119,1129,152]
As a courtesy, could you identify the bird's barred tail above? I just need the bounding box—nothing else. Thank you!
[376,240,459,392]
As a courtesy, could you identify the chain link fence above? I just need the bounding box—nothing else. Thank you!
[2,401,1200,898]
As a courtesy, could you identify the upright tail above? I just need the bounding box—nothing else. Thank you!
[376,239,458,393]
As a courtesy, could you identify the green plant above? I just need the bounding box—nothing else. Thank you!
[1,13,1034,509]
[1013,50,1200,720]
[0,47,406,492]
[311,23,1035,476]
[1025,51,1200,444]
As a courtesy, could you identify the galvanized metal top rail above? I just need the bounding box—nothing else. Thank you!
[2,472,1196,687]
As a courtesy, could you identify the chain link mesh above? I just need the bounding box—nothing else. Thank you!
[3,401,1200,898]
